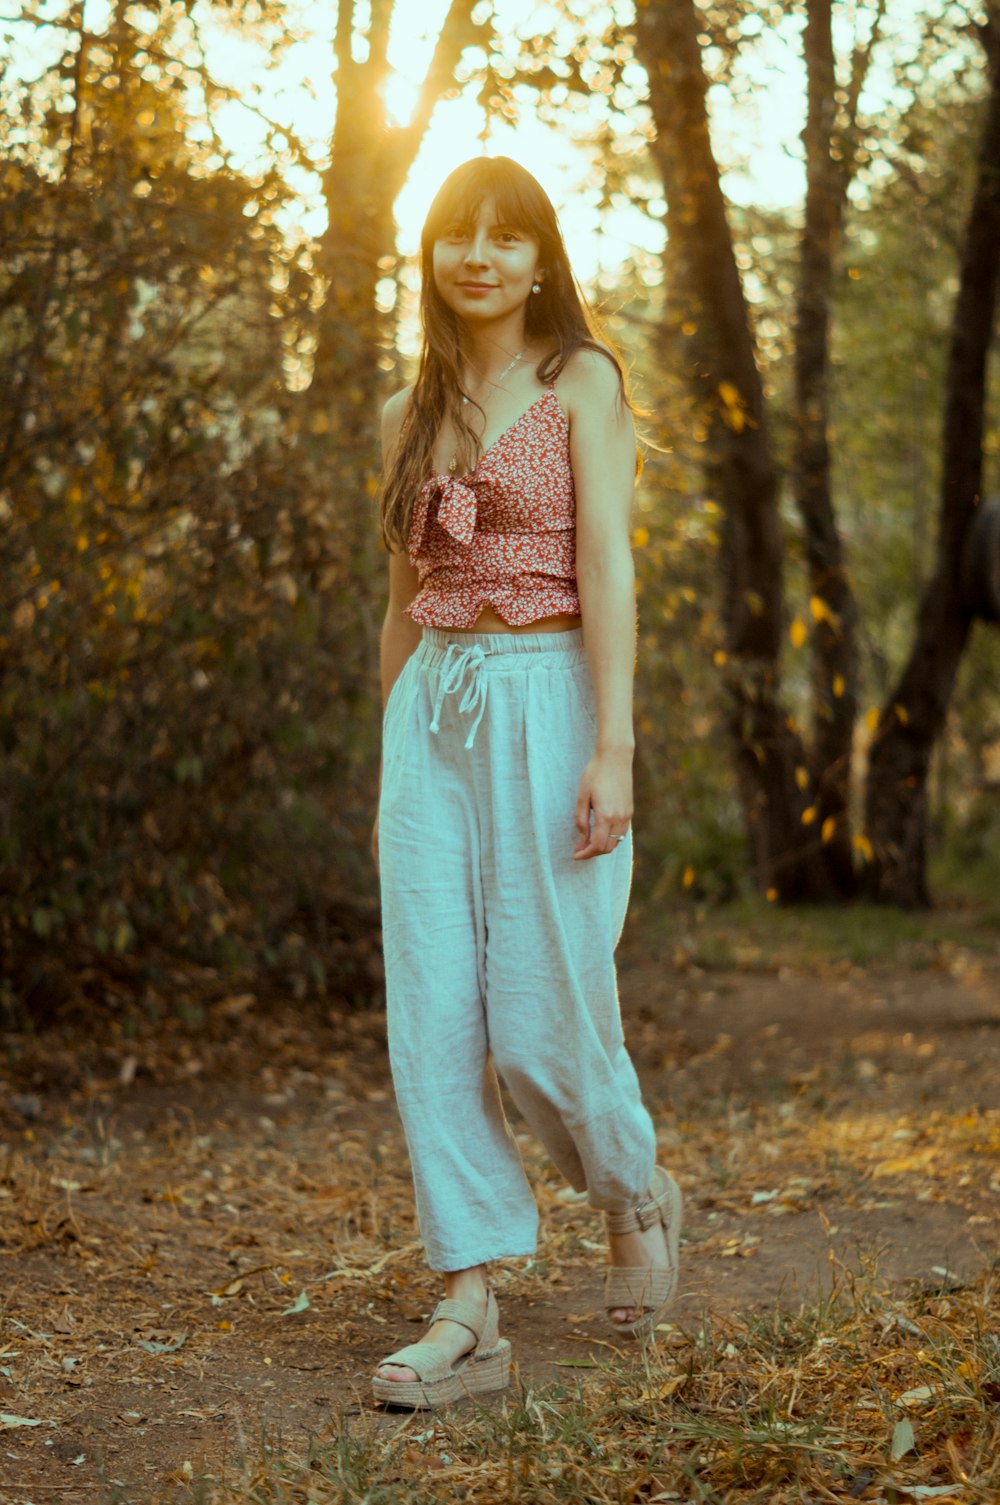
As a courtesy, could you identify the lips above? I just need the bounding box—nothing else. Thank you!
[457,282,498,290]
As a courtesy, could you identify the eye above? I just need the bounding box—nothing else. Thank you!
[441,222,470,241]
[495,229,521,244]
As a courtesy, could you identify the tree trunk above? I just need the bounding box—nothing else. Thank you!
[862,9,1000,906]
[792,0,864,895]
[310,0,483,498]
[302,0,483,697]
[634,0,837,900]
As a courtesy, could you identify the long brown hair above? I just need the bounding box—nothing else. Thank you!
[380,155,633,552]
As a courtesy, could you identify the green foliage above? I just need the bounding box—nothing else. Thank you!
[2,0,1000,1021]
[0,12,381,1019]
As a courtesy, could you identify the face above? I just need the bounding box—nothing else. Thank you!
[431,195,542,325]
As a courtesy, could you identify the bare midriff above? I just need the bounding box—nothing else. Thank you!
[451,607,582,634]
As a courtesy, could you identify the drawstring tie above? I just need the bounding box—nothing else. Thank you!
[428,642,489,749]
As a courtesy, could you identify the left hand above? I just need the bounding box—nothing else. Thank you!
[574,749,633,860]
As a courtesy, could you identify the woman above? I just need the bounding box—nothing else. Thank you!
[371,156,681,1410]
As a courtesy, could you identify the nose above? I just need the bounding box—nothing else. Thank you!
[463,230,491,267]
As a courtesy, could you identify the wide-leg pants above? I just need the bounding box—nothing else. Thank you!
[378,627,657,1271]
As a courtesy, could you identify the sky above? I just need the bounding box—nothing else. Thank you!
[4,0,932,283]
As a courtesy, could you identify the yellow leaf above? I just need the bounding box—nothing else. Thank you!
[718,381,741,407]
[632,526,650,548]
[873,1149,936,1177]
[766,887,778,902]
[682,865,695,889]
[801,806,817,825]
[833,674,845,698]
[895,703,909,725]
[790,618,807,648]
[853,833,874,861]
[713,649,727,666]
[821,816,836,843]
[795,766,809,791]
[809,595,831,623]
[866,707,879,734]
[76,535,89,553]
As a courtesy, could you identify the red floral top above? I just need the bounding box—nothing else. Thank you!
[406,388,579,628]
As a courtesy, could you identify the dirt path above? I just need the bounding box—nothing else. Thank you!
[2,947,998,1501]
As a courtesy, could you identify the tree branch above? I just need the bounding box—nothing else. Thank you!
[335,0,355,82]
[838,0,887,185]
[387,0,484,191]
[368,0,392,79]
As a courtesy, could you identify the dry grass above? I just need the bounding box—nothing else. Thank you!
[102,1261,999,1504]
[3,949,998,1505]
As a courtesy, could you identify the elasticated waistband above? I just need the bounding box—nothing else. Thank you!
[420,626,585,663]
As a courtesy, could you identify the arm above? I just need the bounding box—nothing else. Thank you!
[377,384,422,707]
[373,389,422,869]
[380,549,423,709]
[564,351,637,860]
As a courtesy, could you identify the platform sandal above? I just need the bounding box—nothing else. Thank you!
[371,1287,511,1410]
[604,1164,683,1340]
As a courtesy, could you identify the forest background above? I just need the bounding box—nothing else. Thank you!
[2,0,999,1023]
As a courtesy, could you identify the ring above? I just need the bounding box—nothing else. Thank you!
[609,833,623,843]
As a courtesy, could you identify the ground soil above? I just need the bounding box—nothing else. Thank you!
[1,934,998,1502]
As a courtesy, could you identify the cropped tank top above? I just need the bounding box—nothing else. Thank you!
[405,387,579,629]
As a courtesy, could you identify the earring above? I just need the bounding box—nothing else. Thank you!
[531,282,541,294]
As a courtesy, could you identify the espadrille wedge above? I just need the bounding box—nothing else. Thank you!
[371,1287,511,1410]
[604,1165,683,1340]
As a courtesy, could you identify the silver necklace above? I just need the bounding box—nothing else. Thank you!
[461,347,527,404]
[450,348,527,471]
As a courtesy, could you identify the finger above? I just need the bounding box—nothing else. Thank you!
[575,814,610,861]
[591,812,613,851]
[575,787,591,840]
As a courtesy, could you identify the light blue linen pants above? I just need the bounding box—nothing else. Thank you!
[378,627,657,1271]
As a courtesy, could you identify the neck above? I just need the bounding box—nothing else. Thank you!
[459,313,529,378]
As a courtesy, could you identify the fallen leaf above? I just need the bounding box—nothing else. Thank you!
[884,1486,965,1501]
[890,1417,915,1461]
[134,1332,187,1355]
[898,1385,935,1407]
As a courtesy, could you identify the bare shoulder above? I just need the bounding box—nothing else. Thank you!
[381,384,414,457]
[557,345,626,413]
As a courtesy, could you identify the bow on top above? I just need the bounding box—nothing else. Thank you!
[408,473,478,562]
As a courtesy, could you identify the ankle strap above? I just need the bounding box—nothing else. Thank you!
[605,1199,662,1235]
[430,1288,497,1346]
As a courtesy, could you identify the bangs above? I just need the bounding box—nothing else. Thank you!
[422,158,557,247]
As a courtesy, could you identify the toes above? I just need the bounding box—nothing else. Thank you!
[377,1365,417,1383]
